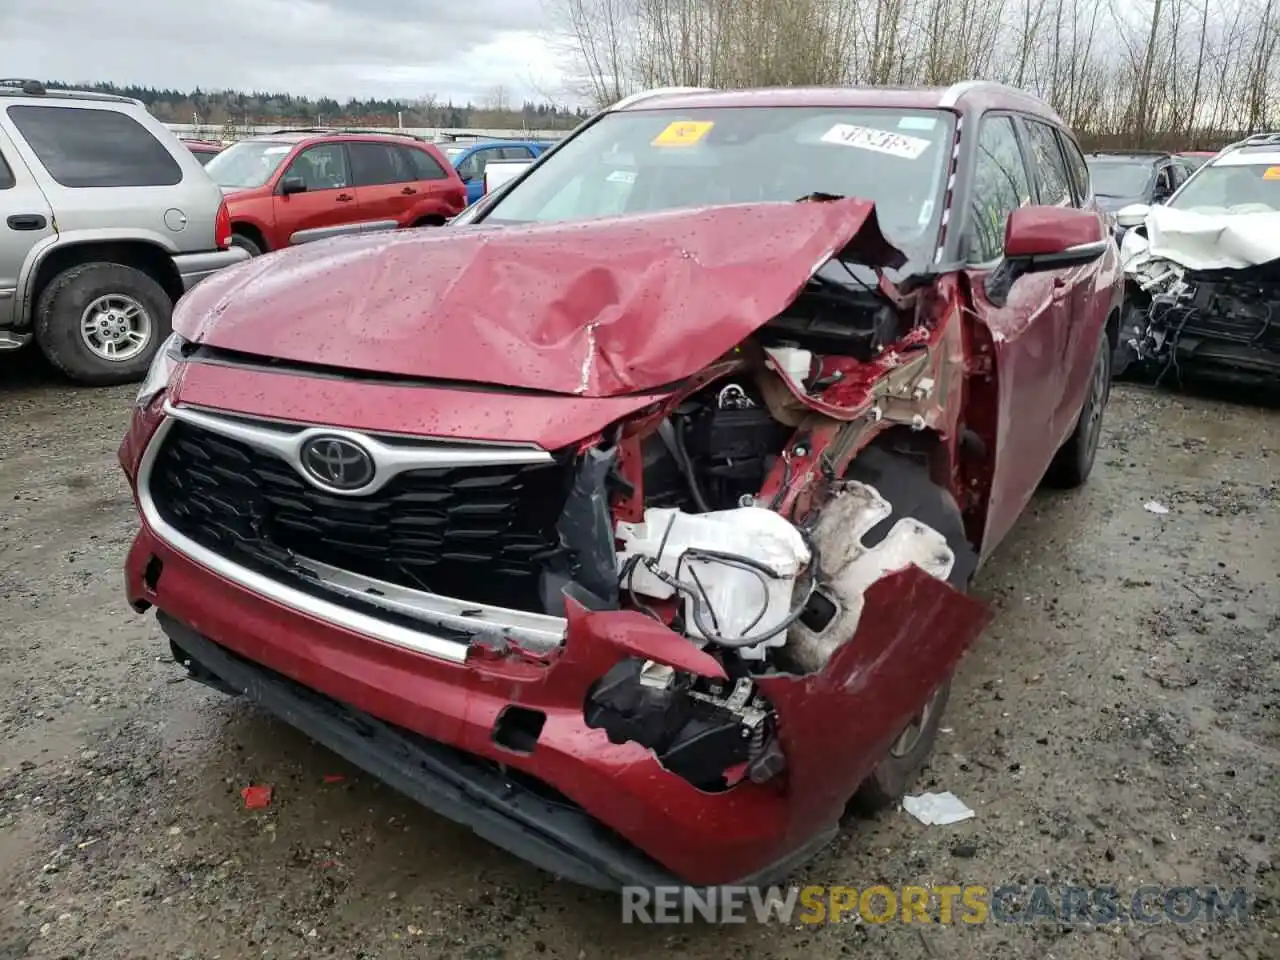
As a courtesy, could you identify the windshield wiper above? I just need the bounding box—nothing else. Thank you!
[795,191,846,203]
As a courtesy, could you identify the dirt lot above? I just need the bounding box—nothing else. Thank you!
[0,355,1276,960]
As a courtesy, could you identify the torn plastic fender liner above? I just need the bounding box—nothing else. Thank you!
[757,566,989,822]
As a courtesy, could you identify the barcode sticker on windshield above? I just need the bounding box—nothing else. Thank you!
[820,124,931,159]
[652,120,714,147]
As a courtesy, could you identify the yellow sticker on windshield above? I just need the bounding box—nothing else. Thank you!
[652,120,713,147]
[1263,166,1280,180]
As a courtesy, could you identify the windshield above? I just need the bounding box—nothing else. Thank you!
[1171,150,1280,214]
[1086,160,1152,198]
[479,106,956,262]
[204,140,294,189]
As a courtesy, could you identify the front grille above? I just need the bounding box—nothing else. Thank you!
[148,420,574,612]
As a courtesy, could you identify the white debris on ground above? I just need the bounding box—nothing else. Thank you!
[902,791,977,826]
[1145,500,1171,515]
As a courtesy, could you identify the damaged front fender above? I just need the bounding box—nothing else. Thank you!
[759,567,989,823]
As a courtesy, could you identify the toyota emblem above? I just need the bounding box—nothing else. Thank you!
[299,435,376,491]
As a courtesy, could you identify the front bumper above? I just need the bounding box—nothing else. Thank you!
[125,522,837,887]
[122,393,989,887]
[173,247,250,291]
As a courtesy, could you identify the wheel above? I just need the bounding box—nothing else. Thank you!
[231,232,263,257]
[840,445,976,813]
[853,680,952,812]
[1111,299,1146,379]
[1044,328,1111,489]
[34,262,173,386]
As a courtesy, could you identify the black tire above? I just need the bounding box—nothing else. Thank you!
[34,262,173,386]
[840,446,976,813]
[231,232,263,257]
[1044,328,1111,489]
[1111,299,1146,379]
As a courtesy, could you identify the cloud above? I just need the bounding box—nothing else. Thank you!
[0,0,571,104]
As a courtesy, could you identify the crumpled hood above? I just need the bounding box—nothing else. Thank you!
[1142,204,1280,271]
[174,200,904,397]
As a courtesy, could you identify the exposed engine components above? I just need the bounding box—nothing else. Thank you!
[640,378,791,512]
[1121,258,1280,381]
[583,658,783,790]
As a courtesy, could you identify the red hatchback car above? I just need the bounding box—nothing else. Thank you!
[202,130,466,256]
[121,82,1121,890]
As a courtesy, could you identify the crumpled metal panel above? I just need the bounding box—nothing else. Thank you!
[173,200,904,397]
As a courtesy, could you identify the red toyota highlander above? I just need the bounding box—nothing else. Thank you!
[121,83,1122,890]
[202,130,466,256]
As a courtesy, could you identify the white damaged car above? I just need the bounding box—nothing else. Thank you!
[1112,132,1280,384]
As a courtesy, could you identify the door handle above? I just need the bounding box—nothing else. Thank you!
[401,187,417,195]
[7,214,46,231]
[336,193,354,202]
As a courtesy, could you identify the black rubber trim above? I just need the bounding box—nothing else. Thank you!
[158,612,676,890]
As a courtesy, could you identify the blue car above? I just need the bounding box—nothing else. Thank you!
[442,139,552,204]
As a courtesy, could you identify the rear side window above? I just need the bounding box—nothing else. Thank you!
[1023,119,1073,206]
[7,105,182,188]
[404,146,447,181]
[1060,135,1091,204]
[498,146,533,160]
[0,149,13,189]
[349,141,415,186]
[967,115,1033,264]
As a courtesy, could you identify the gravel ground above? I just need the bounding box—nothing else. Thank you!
[0,354,1276,960]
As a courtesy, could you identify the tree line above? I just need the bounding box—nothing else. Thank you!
[550,0,1280,148]
[40,81,589,131]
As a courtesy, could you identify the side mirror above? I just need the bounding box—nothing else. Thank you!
[280,176,307,196]
[1115,203,1151,229]
[985,206,1109,308]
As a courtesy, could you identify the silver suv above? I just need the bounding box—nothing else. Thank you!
[0,79,248,384]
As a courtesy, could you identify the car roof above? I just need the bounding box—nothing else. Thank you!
[615,82,1066,127]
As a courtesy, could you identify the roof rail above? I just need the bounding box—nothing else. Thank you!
[1086,149,1170,157]
[435,131,558,143]
[937,79,1045,110]
[0,79,135,104]
[609,86,713,110]
[1238,131,1280,147]
[268,127,335,135]
[332,128,428,140]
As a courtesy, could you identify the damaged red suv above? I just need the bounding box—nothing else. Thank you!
[120,82,1122,890]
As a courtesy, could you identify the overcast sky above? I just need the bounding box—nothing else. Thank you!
[0,0,571,105]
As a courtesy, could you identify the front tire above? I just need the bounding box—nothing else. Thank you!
[34,263,172,386]
[231,232,263,257]
[1044,329,1111,489]
[841,446,975,813]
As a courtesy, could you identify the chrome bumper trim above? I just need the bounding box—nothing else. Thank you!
[137,411,569,664]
